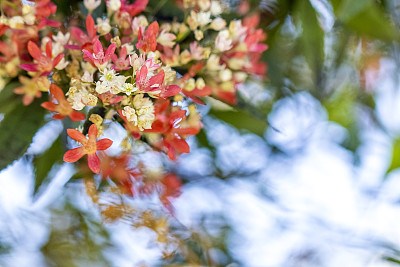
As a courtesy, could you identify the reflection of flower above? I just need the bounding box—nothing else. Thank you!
[63,124,113,173]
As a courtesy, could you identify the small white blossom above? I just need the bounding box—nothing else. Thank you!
[84,0,101,12]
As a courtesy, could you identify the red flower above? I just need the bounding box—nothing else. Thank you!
[136,65,164,93]
[120,0,148,16]
[63,124,113,173]
[159,173,182,213]
[111,46,130,70]
[20,41,64,76]
[41,84,86,121]
[34,0,58,21]
[136,21,159,52]
[70,15,98,50]
[83,39,116,69]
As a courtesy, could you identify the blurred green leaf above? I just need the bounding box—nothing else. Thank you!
[295,0,324,79]
[0,97,46,170]
[0,82,20,115]
[33,137,63,195]
[324,87,360,152]
[42,201,111,267]
[385,138,400,176]
[332,0,400,41]
[209,108,268,137]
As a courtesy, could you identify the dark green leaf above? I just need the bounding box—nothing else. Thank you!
[295,0,324,77]
[0,82,21,114]
[33,137,64,195]
[209,108,268,137]
[332,0,400,42]
[0,97,46,170]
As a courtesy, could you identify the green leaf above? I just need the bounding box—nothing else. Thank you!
[295,0,324,76]
[324,87,360,152]
[385,138,400,176]
[209,108,268,137]
[332,0,400,42]
[0,97,46,170]
[0,82,21,114]
[32,137,64,195]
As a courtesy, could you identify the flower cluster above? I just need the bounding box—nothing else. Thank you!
[0,0,267,209]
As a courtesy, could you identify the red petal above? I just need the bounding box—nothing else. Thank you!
[41,101,56,112]
[82,49,95,63]
[22,95,34,106]
[50,83,65,101]
[46,41,52,58]
[88,124,98,141]
[53,114,66,120]
[149,70,164,87]
[87,153,100,173]
[69,111,86,121]
[63,147,86,162]
[27,41,43,61]
[67,129,87,144]
[104,43,116,61]
[52,53,64,68]
[71,27,87,44]
[86,15,96,39]
[169,137,190,153]
[96,139,113,150]
[160,85,181,98]
[20,63,39,72]
[93,39,103,54]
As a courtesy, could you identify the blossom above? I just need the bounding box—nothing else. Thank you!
[70,15,98,49]
[136,21,159,52]
[83,39,116,69]
[157,30,176,47]
[20,40,64,76]
[84,0,101,13]
[96,18,112,35]
[111,46,130,70]
[41,84,86,121]
[136,65,164,93]
[63,124,113,173]
[14,76,50,105]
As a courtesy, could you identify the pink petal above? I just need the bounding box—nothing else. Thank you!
[20,63,39,72]
[93,39,103,54]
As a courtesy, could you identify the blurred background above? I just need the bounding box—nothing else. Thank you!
[4,0,400,266]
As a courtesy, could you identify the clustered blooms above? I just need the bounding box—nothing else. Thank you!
[0,0,267,211]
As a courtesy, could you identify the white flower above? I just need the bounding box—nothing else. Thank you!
[210,1,223,16]
[122,83,137,95]
[81,71,93,83]
[84,0,101,12]
[215,30,232,52]
[210,18,226,31]
[107,0,121,12]
[9,16,24,29]
[97,18,112,35]
[133,94,155,130]
[157,30,176,47]
[122,106,138,123]
[55,58,69,70]
[53,32,70,45]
